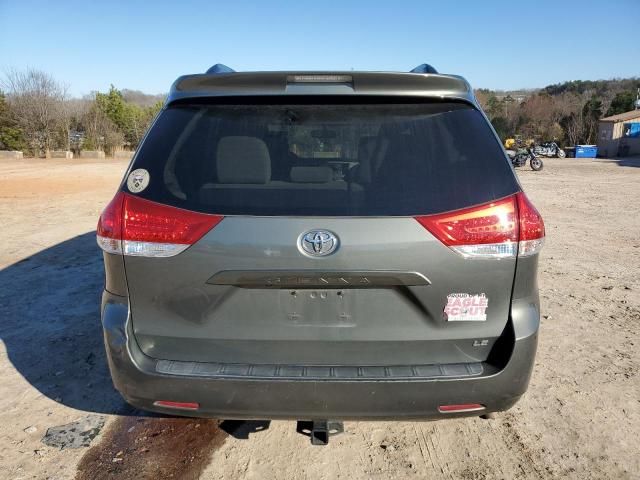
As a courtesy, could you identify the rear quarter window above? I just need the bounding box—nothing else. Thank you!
[128,100,518,216]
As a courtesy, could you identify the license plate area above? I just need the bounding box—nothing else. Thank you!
[284,289,355,327]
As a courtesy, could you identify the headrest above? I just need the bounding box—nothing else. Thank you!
[290,166,333,183]
[216,136,271,184]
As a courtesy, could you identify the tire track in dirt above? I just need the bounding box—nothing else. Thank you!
[424,425,456,479]
[76,416,227,480]
[495,415,547,479]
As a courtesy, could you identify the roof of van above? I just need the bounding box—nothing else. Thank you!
[166,69,476,105]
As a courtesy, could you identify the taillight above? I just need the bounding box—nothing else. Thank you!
[96,193,124,255]
[97,192,223,257]
[415,195,518,258]
[415,192,544,258]
[516,192,545,257]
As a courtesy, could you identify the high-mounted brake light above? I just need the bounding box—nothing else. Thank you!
[415,192,544,259]
[97,192,223,257]
[287,74,353,84]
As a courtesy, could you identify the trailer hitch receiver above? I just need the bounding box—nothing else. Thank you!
[296,420,344,445]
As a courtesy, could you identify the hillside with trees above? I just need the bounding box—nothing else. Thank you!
[0,69,163,156]
[1,68,638,156]
[476,78,640,146]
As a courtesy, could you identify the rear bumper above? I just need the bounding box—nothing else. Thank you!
[102,291,538,420]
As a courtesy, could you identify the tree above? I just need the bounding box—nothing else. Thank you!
[82,93,124,154]
[555,92,585,145]
[0,92,26,151]
[95,85,127,142]
[95,85,162,149]
[486,94,503,120]
[547,122,564,142]
[502,95,516,120]
[121,89,166,107]
[605,91,635,117]
[490,117,510,142]
[582,95,602,144]
[474,89,492,113]
[1,68,67,157]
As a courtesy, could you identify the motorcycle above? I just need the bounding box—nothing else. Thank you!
[533,141,566,158]
[505,147,544,171]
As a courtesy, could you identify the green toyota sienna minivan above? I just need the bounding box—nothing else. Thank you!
[97,64,544,443]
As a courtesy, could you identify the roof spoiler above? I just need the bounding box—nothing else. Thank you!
[206,64,438,74]
[206,64,235,74]
[410,64,438,74]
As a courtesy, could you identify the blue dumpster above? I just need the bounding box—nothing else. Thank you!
[575,145,598,158]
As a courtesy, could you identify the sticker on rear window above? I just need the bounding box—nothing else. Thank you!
[444,293,488,321]
[127,169,150,193]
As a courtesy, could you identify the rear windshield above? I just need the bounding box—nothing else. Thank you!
[129,100,518,216]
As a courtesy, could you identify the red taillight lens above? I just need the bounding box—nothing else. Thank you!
[97,192,223,257]
[415,193,544,258]
[121,194,223,245]
[517,192,544,240]
[415,195,519,258]
[97,192,125,254]
[97,193,124,239]
[516,192,545,256]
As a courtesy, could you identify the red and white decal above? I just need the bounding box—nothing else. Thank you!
[444,293,488,321]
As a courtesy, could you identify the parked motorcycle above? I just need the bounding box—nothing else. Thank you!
[533,141,566,158]
[505,147,544,171]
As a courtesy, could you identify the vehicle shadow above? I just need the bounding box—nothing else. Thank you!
[615,157,640,168]
[220,420,271,439]
[0,232,274,438]
[595,157,640,168]
[0,232,128,414]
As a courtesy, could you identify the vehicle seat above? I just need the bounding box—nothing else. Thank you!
[216,136,271,184]
[198,136,363,214]
[353,136,377,184]
[369,133,431,213]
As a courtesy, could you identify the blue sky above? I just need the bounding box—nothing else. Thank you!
[1,0,638,96]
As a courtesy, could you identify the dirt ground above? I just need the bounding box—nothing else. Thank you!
[0,156,639,480]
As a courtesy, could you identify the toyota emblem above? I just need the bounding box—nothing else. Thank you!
[299,230,339,257]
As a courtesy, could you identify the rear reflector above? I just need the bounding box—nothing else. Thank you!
[97,192,224,257]
[438,403,485,413]
[153,400,200,410]
[415,192,544,259]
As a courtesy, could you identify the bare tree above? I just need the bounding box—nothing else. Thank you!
[561,95,585,146]
[58,97,88,152]
[1,68,67,157]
